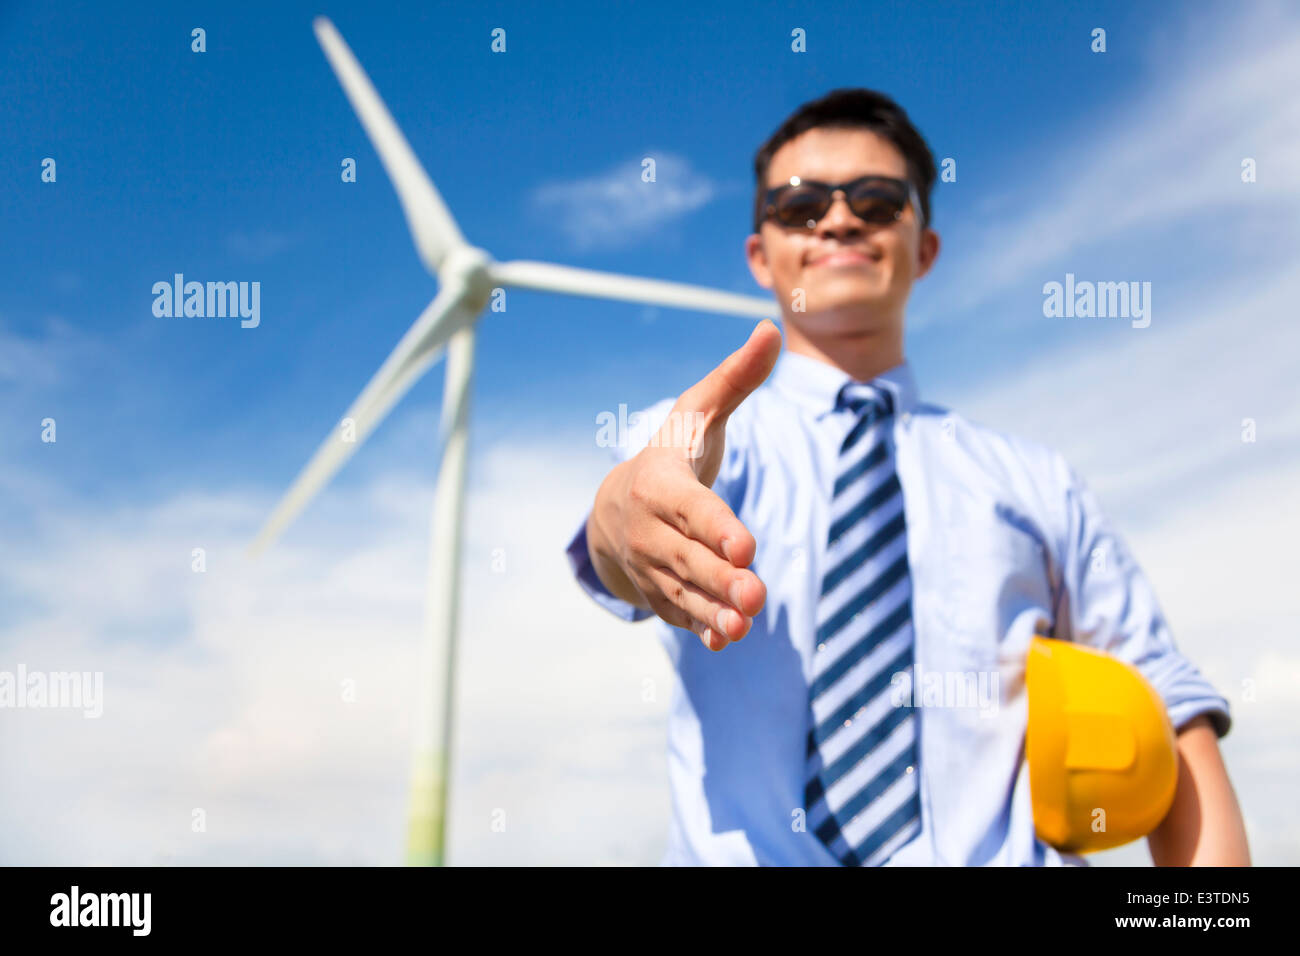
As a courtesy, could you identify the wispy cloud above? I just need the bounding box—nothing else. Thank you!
[0,323,60,387]
[942,29,1300,861]
[529,151,718,252]
[914,1,1300,328]
[0,316,101,388]
[950,267,1300,519]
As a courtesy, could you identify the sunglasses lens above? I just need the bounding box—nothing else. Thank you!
[849,181,908,223]
[775,185,829,227]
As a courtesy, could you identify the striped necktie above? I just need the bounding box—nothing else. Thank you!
[804,381,922,866]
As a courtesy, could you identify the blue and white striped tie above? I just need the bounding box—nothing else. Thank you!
[804,381,922,866]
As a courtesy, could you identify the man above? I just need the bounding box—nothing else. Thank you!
[564,89,1250,866]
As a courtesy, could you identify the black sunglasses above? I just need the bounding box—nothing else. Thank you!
[759,174,923,231]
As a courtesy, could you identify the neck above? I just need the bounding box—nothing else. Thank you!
[782,316,905,382]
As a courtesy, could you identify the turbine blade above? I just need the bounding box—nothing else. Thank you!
[248,279,475,556]
[313,16,466,274]
[488,259,777,320]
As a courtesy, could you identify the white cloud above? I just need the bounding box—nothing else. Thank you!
[529,151,718,252]
[0,438,672,865]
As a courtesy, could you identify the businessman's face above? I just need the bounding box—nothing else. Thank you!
[745,127,939,337]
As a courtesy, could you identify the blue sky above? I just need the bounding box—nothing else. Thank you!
[2,0,1298,865]
[1,0,1237,505]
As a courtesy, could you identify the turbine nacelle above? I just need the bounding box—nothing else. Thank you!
[439,245,496,315]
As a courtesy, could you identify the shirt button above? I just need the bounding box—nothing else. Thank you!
[905,766,914,774]
[901,412,911,425]
[817,642,825,652]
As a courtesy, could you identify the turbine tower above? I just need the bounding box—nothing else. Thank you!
[250,16,776,866]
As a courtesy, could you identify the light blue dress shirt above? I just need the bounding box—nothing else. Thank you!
[565,348,1231,866]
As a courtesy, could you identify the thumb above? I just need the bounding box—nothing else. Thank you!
[678,319,783,422]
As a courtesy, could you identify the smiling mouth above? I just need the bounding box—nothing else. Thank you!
[809,251,878,268]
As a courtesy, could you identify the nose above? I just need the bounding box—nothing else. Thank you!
[815,190,867,238]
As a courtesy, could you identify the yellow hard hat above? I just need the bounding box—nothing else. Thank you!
[1026,635,1178,853]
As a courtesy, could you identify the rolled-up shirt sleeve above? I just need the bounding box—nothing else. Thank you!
[1050,452,1231,738]
[564,397,678,622]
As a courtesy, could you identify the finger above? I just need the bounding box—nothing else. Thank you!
[642,518,766,618]
[699,625,729,652]
[650,475,761,572]
[639,589,730,650]
[675,319,782,422]
[642,563,752,643]
[690,619,730,652]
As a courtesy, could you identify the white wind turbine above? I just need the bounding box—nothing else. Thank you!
[250,16,776,866]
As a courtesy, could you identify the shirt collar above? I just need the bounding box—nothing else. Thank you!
[768,348,920,420]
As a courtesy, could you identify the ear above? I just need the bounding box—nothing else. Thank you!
[745,231,774,289]
[914,227,941,280]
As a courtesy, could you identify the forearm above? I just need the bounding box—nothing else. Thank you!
[1147,715,1250,866]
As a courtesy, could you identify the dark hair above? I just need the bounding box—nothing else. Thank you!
[752,88,936,234]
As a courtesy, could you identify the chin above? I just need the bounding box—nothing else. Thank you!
[809,287,896,319]
[778,274,904,323]
[789,303,892,335]
[805,268,891,296]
